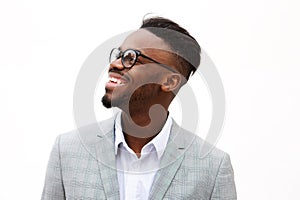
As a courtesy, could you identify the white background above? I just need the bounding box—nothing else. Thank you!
[1,0,300,199]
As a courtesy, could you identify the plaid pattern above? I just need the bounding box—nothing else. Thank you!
[42,117,236,200]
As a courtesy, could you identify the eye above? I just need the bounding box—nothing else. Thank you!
[123,50,137,66]
[124,52,134,61]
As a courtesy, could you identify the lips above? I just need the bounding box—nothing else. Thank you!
[105,72,129,88]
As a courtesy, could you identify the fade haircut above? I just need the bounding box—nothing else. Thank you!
[140,17,201,80]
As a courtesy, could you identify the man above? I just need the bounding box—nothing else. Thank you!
[42,17,236,199]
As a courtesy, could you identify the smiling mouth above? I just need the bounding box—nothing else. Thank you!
[109,76,126,85]
[105,73,128,88]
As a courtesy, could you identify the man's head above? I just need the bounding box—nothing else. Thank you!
[102,17,201,113]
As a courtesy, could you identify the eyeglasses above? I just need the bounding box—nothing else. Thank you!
[109,48,178,73]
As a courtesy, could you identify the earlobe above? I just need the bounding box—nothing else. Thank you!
[161,73,182,92]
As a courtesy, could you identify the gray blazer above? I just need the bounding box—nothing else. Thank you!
[42,117,236,200]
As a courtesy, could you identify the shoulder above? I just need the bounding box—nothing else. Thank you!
[171,120,228,162]
[60,117,114,139]
[173,124,230,169]
[178,128,234,181]
[167,123,236,199]
[55,117,115,151]
[190,134,228,161]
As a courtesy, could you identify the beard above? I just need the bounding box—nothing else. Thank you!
[101,88,127,109]
[101,94,112,108]
[101,83,160,109]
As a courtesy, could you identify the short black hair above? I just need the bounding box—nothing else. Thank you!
[140,17,201,80]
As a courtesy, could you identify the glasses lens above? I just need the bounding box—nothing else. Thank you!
[122,49,137,68]
[109,48,121,63]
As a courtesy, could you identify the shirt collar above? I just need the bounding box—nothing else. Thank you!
[114,111,172,159]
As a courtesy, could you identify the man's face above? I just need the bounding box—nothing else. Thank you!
[102,29,177,109]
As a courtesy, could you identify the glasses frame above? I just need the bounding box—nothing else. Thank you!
[109,48,178,73]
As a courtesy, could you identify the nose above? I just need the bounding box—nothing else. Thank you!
[109,58,124,70]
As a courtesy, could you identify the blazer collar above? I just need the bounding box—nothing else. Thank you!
[94,116,120,200]
[149,120,196,199]
[78,114,195,200]
[74,116,119,199]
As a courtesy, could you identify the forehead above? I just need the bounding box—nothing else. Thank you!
[120,29,172,52]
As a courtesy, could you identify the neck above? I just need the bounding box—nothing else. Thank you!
[120,105,168,155]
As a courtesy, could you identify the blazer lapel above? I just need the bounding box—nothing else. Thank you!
[149,121,196,200]
[83,117,120,200]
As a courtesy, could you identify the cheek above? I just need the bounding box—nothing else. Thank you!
[130,67,165,85]
[130,84,161,102]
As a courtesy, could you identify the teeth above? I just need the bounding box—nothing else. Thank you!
[110,77,117,83]
[109,77,125,85]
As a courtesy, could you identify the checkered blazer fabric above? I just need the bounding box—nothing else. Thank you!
[41,116,237,200]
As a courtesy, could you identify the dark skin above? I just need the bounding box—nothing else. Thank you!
[104,29,183,157]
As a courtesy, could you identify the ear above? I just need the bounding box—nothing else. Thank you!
[161,73,182,92]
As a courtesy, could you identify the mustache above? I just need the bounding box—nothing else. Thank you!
[108,68,125,76]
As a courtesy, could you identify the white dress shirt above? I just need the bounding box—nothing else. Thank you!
[114,112,172,200]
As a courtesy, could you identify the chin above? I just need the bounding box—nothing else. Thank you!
[102,94,125,109]
[101,95,112,108]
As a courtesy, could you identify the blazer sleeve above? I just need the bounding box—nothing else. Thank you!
[211,153,237,200]
[41,135,66,200]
